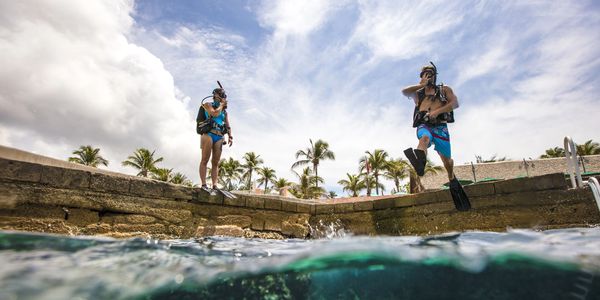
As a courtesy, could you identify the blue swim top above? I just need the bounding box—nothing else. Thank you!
[204,102,225,126]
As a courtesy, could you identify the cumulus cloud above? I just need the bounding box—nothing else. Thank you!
[0,0,197,176]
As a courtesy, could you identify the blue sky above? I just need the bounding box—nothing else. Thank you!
[1,0,599,196]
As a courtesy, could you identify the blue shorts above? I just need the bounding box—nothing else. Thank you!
[417,123,451,158]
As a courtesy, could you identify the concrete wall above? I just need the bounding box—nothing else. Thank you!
[1,145,599,239]
[422,155,600,190]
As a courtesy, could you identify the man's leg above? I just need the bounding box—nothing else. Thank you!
[439,153,454,181]
[210,138,224,187]
[199,134,213,186]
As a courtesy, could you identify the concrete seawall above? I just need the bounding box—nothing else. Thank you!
[1,145,599,239]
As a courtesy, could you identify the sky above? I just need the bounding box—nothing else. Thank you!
[1,0,599,196]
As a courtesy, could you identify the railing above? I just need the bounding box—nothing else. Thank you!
[564,136,600,211]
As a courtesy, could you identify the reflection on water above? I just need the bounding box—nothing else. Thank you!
[1,227,599,299]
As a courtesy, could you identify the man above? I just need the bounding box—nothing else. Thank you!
[402,62,470,211]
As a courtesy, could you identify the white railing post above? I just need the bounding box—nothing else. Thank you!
[564,136,583,188]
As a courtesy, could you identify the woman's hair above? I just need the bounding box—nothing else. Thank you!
[212,88,226,99]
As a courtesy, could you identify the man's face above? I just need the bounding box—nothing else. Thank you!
[420,69,434,79]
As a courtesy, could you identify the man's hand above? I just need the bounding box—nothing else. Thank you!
[419,74,431,86]
[428,109,440,119]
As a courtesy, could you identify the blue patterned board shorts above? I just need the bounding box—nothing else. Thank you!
[416,123,451,158]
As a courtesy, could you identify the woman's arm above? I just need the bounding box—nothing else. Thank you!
[225,112,233,146]
[203,102,224,117]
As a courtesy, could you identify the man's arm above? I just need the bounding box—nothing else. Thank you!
[430,86,458,117]
[402,74,429,100]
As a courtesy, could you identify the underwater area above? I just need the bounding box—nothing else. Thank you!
[1,227,599,300]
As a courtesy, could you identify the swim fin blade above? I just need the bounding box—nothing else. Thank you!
[214,188,237,199]
[404,148,426,176]
[449,178,471,211]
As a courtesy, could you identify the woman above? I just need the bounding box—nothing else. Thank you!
[199,87,233,191]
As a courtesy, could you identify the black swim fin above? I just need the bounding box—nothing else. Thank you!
[200,185,216,196]
[213,187,237,199]
[404,148,426,176]
[449,178,471,211]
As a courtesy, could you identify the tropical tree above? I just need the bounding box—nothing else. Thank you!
[408,159,443,193]
[540,147,565,159]
[328,191,337,198]
[338,173,365,197]
[256,166,277,192]
[171,172,193,187]
[219,158,244,190]
[577,140,600,156]
[273,178,294,193]
[475,154,508,163]
[359,149,389,195]
[384,158,410,194]
[241,152,263,190]
[292,139,335,189]
[122,148,163,177]
[151,167,173,182]
[361,173,386,196]
[68,145,109,167]
[291,167,325,199]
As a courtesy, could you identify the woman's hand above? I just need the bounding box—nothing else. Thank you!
[227,135,234,147]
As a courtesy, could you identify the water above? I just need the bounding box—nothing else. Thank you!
[1,228,600,300]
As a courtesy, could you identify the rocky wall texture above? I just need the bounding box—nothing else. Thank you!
[1,146,599,239]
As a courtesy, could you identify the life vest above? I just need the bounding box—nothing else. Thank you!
[196,97,229,135]
[412,84,455,128]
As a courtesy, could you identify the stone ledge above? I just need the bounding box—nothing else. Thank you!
[40,165,91,189]
[0,158,42,183]
[90,172,130,194]
[494,173,566,194]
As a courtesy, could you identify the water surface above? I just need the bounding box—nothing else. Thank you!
[1,227,599,299]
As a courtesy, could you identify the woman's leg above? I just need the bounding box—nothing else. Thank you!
[210,138,224,187]
[199,134,213,186]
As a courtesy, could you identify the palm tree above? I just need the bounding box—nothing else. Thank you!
[256,166,277,192]
[359,149,389,195]
[361,173,386,196]
[540,147,565,159]
[292,139,335,189]
[171,172,193,187]
[242,152,263,190]
[219,158,244,190]
[384,158,409,194]
[122,148,164,177]
[273,178,294,193]
[328,191,337,198]
[338,173,365,197]
[68,145,109,167]
[151,167,173,182]
[291,167,325,199]
[408,159,443,193]
[577,140,600,156]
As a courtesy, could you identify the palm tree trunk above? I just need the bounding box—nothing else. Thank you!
[248,172,252,190]
[375,173,379,195]
[314,163,318,189]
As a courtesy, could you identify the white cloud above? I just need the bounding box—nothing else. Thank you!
[0,0,197,177]
[350,1,466,62]
[256,0,348,37]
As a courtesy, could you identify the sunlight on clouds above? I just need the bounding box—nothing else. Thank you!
[257,0,348,36]
[351,1,466,62]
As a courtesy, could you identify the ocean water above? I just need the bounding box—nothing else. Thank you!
[1,227,599,300]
